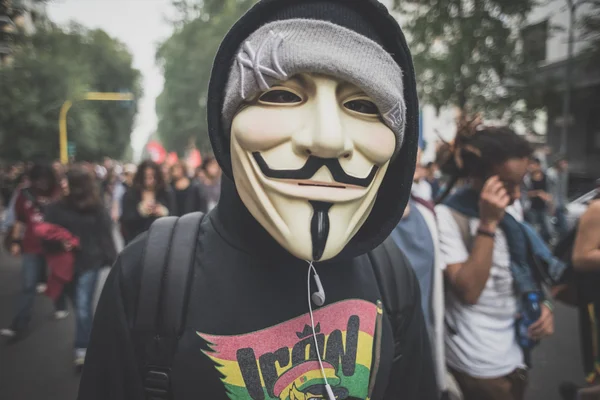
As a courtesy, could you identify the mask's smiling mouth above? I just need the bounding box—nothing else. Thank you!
[249,151,380,202]
[252,152,378,188]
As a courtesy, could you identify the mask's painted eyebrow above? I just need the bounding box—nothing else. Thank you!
[275,74,307,88]
[337,82,368,98]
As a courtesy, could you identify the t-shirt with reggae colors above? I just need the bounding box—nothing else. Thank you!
[197,299,381,399]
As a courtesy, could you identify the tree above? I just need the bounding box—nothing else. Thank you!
[392,0,542,124]
[0,22,141,162]
[155,0,256,156]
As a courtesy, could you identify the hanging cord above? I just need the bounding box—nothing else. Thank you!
[306,260,335,400]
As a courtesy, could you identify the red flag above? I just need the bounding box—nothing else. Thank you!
[166,152,179,166]
[187,149,202,170]
[147,141,166,164]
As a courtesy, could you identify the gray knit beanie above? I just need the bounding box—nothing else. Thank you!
[222,18,406,156]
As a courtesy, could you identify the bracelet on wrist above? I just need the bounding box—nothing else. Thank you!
[543,300,554,313]
[477,228,496,238]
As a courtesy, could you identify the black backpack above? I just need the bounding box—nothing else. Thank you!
[133,212,413,400]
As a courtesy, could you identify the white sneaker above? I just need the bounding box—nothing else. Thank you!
[74,348,87,367]
[36,283,47,294]
[0,328,16,338]
[54,311,69,320]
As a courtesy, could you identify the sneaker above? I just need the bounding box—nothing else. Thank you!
[36,283,47,294]
[54,310,69,320]
[74,348,87,367]
[0,328,16,338]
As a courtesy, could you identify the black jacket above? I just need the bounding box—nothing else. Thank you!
[171,181,204,217]
[120,188,175,244]
[44,201,116,271]
[78,179,437,400]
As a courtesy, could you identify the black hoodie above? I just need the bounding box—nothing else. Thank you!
[78,1,437,399]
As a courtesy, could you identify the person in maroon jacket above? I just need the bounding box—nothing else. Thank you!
[1,163,64,341]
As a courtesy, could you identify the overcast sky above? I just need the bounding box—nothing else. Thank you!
[47,0,174,159]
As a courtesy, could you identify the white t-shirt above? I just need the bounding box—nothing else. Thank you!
[436,204,525,378]
[412,179,433,201]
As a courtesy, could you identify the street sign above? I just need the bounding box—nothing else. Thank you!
[119,89,134,109]
[59,92,135,164]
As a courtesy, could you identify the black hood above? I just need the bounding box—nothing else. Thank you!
[207,0,418,262]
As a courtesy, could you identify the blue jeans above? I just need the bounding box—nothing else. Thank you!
[71,269,99,349]
[10,254,63,332]
[527,209,552,243]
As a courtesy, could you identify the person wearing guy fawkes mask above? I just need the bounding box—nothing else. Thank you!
[78,1,437,399]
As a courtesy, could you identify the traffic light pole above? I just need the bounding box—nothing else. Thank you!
[59,92,134,164]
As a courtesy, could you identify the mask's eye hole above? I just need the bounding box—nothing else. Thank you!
[258,89,302,105]
[344,99,380,116]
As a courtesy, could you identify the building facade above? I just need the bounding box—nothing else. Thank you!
[524,0,600,186]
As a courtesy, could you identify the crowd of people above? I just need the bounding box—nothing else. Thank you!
[1,126,598,400]
[403,122,600,400]
[0,156,222,366]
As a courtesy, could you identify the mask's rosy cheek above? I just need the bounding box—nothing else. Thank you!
[232,107,302,151]
[349,123,396,165]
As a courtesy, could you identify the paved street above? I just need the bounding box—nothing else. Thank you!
[0,247,81,400]
[0,238,588,400]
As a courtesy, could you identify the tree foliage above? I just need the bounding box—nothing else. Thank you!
[155,0,256,156]
[0,22,142,162]
[392,0,543,124]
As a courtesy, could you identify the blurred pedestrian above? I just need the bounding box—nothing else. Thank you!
[426,161,441,200]
[0,163,64,340]
[120,160,174,244]
[196,156,221,213]
[412,158,433,201]
[111,163,136,223]
[436,123,554,400]
[391,149,452,399]
[42,166,117,367]
[526,157,553,243]
[170,161,203,217]
[548,156,570,240]
[100,168,118,212]
[558,194,600,400]
[1,164,23,209]
[1,169,28,234]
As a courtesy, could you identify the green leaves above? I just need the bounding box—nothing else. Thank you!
[155,0,257,156]
[395,0,541,125]
[0,23,141,162]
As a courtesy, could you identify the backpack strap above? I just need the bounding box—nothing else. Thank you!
[448,209,472,251]
[134,212,205,400]
[368,236,414,361]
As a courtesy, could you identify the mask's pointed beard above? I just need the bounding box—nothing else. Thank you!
[309,201,333,261]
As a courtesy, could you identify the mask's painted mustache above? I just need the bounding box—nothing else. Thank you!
[252,152,378,188]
